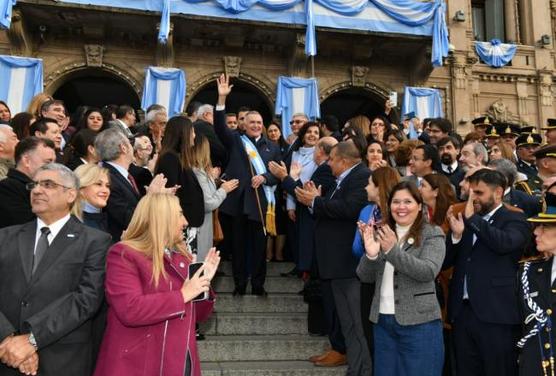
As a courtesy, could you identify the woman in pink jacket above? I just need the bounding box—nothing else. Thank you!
[94,193,220,376]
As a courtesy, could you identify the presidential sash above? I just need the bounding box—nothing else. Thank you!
[240,135,277,236]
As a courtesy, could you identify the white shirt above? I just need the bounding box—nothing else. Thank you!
[379,223,411,314]
[441,161,458,174]
[34,214,71,253]
[106,161,129,180]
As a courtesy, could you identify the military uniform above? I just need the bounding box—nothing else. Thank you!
[516,133,542,182]
[518,193,556,376]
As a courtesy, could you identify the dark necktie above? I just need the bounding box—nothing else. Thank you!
[447,166,453,174]
[127,174,140,195]
[33,227,51,273]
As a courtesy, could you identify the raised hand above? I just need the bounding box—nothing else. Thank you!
[376,225,397,253]
[203,248,221,282]
[217,73,233,98]
[447,206,465,240]
[464,189,476,219]
[358,221,380,258]
[146,173,181,195]
[289,162,302,180]
[268,161,288,180]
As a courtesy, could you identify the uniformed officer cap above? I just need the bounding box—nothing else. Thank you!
[499,123,521,137]
[528,192,556,223]
[516,133,542,148]
[541,119,556,130]
[533,144,556,159]
[472,116,494,127]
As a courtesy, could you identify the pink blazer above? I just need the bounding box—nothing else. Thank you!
[93,243,214,376]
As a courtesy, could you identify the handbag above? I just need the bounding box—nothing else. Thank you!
[213,209,224,245]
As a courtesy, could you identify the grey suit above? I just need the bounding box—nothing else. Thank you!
[356,223,445,325]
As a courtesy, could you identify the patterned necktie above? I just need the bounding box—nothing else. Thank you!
[33,227,51,273]
[127,174,140,195]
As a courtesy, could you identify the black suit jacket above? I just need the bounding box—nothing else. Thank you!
[518,258,556,376]
[312,163,371,280]
[439,163,465,198]
[0,169,34,229]
[281,162,336,199]
[506,188,542,218]
[214,109,282,221]
[102,162,140,242]
[444,206,530,325]
[129,164,153,197]
[194,120,228,168]
[0,216,110,376]
[155,152,204,227]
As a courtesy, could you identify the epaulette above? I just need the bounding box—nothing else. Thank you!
[519,256,549,264]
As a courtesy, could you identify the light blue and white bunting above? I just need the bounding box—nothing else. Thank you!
[474,39,517,68]
[57,0,449,66]
[141,66,186,117]
[401,86,443,122]
[275,76,320,139]
[0,55,43,115]
[0,0,16,29]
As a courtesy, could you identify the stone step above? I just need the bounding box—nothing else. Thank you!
[214,293,307,313]
[198,335,330,362]
[202,361,347,376]
[219,261,296,277]
[201,312,308,335]
[212,276,304,294]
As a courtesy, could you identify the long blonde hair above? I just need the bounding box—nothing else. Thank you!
[122,194,189,286]
[73,164,110,219]
[191,134,212,174]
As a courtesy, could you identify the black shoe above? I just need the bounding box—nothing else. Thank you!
[196,328,206,341]
[252,287,268,297]
[232,286,246,297]
[280,267,298,278]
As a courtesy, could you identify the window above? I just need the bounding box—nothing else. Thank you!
[472,0,505,41]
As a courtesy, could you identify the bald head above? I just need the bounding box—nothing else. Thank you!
[314,136,338,164]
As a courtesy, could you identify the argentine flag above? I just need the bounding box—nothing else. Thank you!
[0,55,43,115]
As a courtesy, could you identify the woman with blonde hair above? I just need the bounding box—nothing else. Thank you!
[192,134,238,261]
[348,115,371,138]
[489,140,516,163]
[73,164,110,231]
[27,93,53,118]
[94,193,220,376]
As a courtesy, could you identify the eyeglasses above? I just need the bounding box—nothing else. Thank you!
[26,179,72,191]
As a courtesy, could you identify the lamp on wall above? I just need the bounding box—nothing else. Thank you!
[453,10,465,22]
[540,34,551,46]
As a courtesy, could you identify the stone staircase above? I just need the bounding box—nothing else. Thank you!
[200,261,347,375]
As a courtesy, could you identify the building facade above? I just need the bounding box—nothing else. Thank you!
[0,0,554,132]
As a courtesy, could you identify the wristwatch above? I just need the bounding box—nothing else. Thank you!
[28,333,37,349]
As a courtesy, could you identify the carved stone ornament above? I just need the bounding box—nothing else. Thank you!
[539,73,553,107]
[352,66,369,87]
[223,56,242,78]
[84,44,104,67]
[486,99,521,123]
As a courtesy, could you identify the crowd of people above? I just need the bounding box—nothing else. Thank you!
[0,72,555,376]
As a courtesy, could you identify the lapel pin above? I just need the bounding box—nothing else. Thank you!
[67,234,75,238]
[538,268,544,273]
[179,262,185,268]
[407,238,414,245]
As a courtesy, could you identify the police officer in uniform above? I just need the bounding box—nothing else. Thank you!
[518,192,556,376]
[472,116,495,139]
[520,144,556,197]
[516,132,542,179]
[541,119,556,145]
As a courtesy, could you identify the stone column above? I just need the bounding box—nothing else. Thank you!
[504,0,518,42]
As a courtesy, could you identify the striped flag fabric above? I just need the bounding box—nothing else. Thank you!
[275,76,320,139]
[141,66,186,117]
[0,55,43,115]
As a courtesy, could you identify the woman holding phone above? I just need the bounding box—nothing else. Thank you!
[94,193,220,376]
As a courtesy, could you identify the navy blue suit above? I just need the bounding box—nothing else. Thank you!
[504,188,542,218]
[214,109,281,291]
[444,205,530,375]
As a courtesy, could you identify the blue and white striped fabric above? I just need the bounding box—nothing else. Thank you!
[240,134,276,208]
[275,76,320,139]
[0,55,43,114]
[57,0,449,66]
[158,0,171,43]
[475,39,517,68]
[401,87,443,122]
[0,0,16,29]
[141,66,186,117]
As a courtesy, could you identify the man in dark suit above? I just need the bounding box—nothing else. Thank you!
[295,141,372,375]
[193,104,228,168]
[444,169,530,376]
[0,137,56,229]
[404,144,439,187]
[0,163,110,375]
[213,74,281,296]
[438,136,465,197]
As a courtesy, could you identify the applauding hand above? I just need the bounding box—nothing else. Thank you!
[203,248,221,282]
[358,221,380,259]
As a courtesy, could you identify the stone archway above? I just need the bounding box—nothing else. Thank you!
[46,65,141,113]
[320,81,399,126]
[187,72,275,124]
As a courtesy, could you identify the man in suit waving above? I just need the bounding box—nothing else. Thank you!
[0,163,111,375]
[296,141,372,375]
[444,168,530,376]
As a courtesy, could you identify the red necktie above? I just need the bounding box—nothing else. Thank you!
[127,174,140,195]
